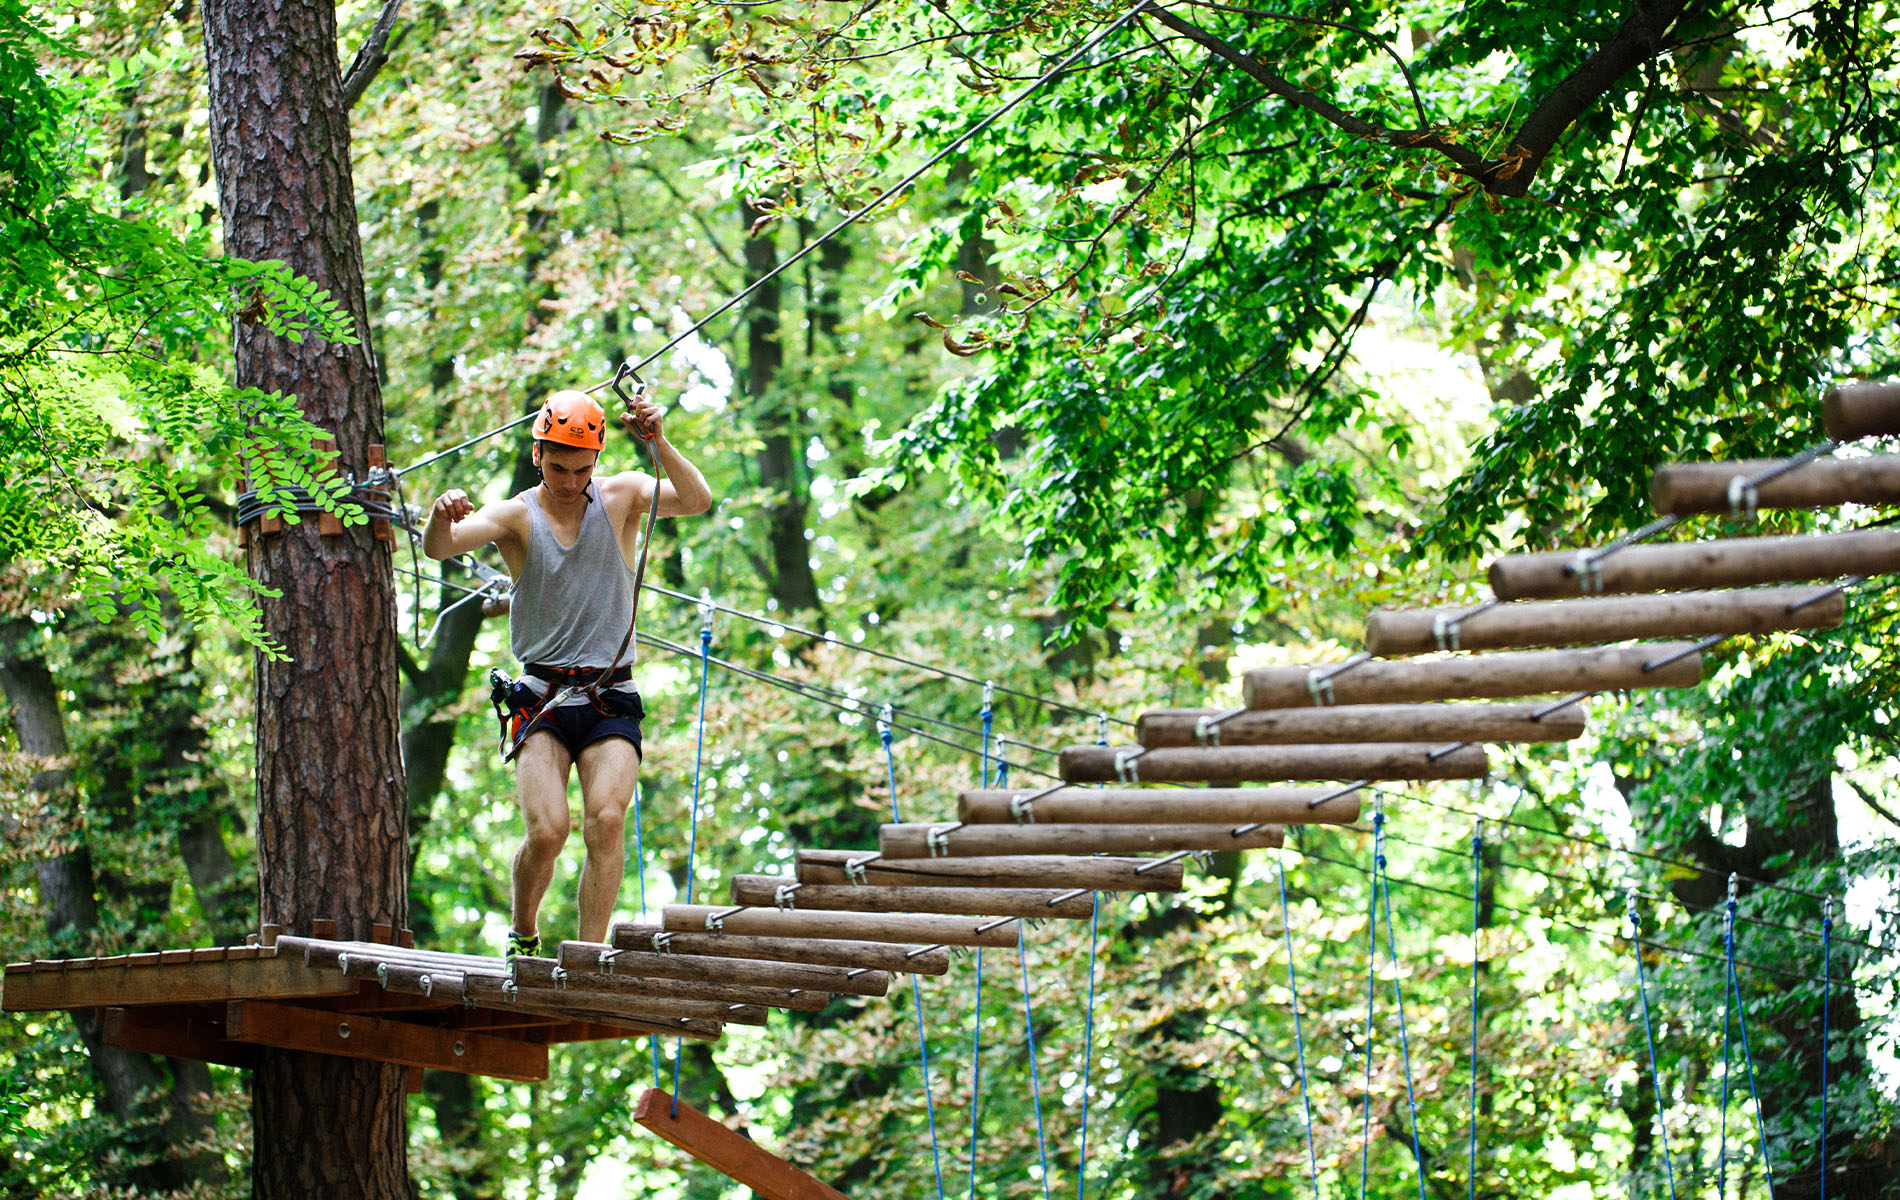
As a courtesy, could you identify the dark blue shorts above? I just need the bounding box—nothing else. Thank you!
[508,682,644,760]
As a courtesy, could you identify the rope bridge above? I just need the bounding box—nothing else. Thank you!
[7,382,1892,1197]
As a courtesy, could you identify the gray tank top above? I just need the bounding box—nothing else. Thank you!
[509,488,637,672]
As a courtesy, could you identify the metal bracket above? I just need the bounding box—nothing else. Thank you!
[1433,611,1462,652]
[1567,550,1603,594]
[774,883,801,911]
[598,949,620,975]
[1727,474,1759,521]
[1306,669,1335,707]
[1114,749,1141,784]
[926,823,960,857]
[550,966,568,990]
[705,911,726,933]
[652,931,674,953]
[1096,713,1110,744]
[1195,714,1221,747]
[845,856,873,886]
[1009,794,1036,824]
[698,587,715,633]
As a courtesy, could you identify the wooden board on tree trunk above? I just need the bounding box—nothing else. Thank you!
[224,1001,549,1082]
[2,954,358,1012]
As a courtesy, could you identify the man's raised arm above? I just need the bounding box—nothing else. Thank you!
[422,489,513,560]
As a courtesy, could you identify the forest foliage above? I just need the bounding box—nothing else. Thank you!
[2,0,1898,1197]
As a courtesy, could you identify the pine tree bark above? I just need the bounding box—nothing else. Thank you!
[200,0,409,1192]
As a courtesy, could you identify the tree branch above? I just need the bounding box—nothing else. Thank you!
[1845,777,1900,832]
[1145,0,1703,195]
[340,0,403,111]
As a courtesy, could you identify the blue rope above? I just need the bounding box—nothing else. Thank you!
[672,618,713,1116]
[1627,889,1680,1200]
[1468,820,1483,1200]
[1821,899,1834,1200]
[629,781,662,1089]
[1375,812,1430,1200]
[882,710,947,1200]
[981,684,994,789]
[968,949,983,1199]
[1019,925,1054,1200]
[1726,890,1777,1199]
[1720,896,1735,1200]
[1360,814,1380,1200]
[1077,892,1100,1200]
[1278,854,1321,1200]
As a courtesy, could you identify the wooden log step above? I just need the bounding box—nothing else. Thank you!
[661,905,1023,950]
[796,849,1185,893]
[459,969,757,1028]
[2,951,356,1012]
[879,822,1285,859]
[634,1087,848,1200]
[1058,742,1488,784]
[1826,381,1900,441]
[1650,456,1900,514]
[1489,528,1900,600]
[614,923,954,976]
[1135,702,1584,748]
[959,786,1362,826]
[224,1000,550,1081]
[279,935,500,971]
[558,941,891,997]
[1365,588,1843,656]
[729,876,1097,920]
[509,956,832,1012]
[1244,645,1704,708]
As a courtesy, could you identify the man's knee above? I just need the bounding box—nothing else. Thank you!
[522,809,571,859]
[582,807,625,853]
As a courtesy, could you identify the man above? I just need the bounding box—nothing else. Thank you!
[423,387,712,959]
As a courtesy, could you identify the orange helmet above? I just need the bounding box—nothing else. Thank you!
[533,390,606,451]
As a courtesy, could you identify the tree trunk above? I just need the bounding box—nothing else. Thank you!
[0,640,225,1192]
[743,199,822,613]
[200,0,410,1191]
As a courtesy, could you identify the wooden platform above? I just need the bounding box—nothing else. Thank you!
[1,934,729,1083]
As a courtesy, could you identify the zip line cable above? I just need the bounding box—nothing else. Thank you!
[641,582,1134,729]
[387,5,1151,483]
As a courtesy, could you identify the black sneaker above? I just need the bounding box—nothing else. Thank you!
[505,929,540,967]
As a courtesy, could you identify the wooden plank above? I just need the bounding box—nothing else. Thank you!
[796,849,1186,893]
[1826,381,1900,441]
[367,445,393,544]
[1243,645,1704,708]
[613,923,953,976]
[1650,455,1900,514]
[1058,742,1487,784]
[310,919,338,940]
[557,941,891,998]
[959,787,1362,826]
[1365,588,1843,656]
[458,970,761,1028]
[634,1087,848,1200]
[224,1001,549,1082]
[729,876,1096,920]
[102,1007,254,1069]
[1489,528,1900,600]
[507,958,832,1012]
[662,905,1022,950]
[1136,702,1584,748]
[3,954,358,1013]
[282,936,506,977]
[880,822,1285,859]
[313,437,343,535]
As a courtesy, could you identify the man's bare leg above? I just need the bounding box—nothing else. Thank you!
[511,731,573,940]
[574,737,640,944]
